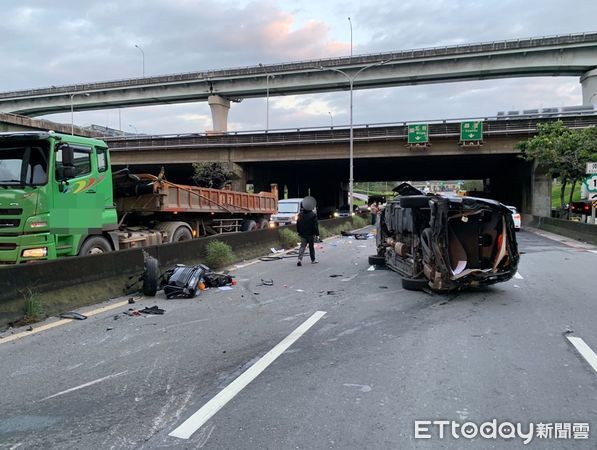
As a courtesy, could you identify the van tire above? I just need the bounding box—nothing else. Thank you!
[142,255,159,297]
[401,277,429,291]
[78,236,112,255]
[368,255,385,266]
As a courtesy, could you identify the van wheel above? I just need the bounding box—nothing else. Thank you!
[368,255,385,266]
[241,219,257,232]
[142,255,159,296]
[401,277,429,291]
[79,236,112,255]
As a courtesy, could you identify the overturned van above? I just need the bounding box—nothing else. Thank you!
[370,184,519,292]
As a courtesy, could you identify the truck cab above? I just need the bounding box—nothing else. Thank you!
[0,132,117,263]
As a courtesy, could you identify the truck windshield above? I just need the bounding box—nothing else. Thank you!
[0,143,49,187]
[278,202,300,213]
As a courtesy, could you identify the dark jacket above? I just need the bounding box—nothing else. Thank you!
[296,210,319,237]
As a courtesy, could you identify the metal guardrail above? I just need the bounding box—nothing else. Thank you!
[104,114,597,151]
[2,31,596,99]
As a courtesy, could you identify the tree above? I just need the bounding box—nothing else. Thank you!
[517,122,597,215]
[191,162,234,189]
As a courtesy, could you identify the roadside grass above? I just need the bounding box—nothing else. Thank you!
[350,215,368,228]
[204,240,235,269]
[552,182,581,208]
[279,228,300,248]
[22,289,44,324]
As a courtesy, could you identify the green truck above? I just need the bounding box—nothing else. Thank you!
[0,131,277,264]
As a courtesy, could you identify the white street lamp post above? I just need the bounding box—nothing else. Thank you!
[134,44,145,77]
[70,92,90,135]
[129,124,138,135]
[266,74,274,131]
[321,61,389,214]
[347,17,353,58]
[328,111,333,127]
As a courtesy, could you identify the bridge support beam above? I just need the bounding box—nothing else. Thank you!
[581,68,597,104]
[531,164,552,218]
[207,95,230,132]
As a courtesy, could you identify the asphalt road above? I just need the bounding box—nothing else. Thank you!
[0,229,596,449]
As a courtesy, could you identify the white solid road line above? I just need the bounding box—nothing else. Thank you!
[567,336,597,373]
[169,311,327,440]
[589,250,597,255]
[514,272,524,280]
[0,299,131,346]
[41,370,128,401]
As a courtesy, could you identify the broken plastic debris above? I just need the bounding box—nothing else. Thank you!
[59,312,87,320]
[139,306,165,315]
[218,286,233,291]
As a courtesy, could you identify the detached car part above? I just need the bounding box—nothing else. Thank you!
[161,264,209,299]
[373,183,519,292]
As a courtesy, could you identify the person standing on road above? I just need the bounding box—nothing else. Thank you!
[370,201,379,225]
[296,196,319,266]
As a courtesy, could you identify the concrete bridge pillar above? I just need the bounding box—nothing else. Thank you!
[207,95,230,132]
[581,68,597,104]
[531,164,552,218]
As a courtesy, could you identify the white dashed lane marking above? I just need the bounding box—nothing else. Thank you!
[169,311,327,440]
[566,336,597,373]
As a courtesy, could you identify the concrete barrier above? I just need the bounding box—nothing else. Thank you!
[529,215,597,245]
[0,217,354,330]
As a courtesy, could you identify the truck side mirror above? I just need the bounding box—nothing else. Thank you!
[58,144,75,180]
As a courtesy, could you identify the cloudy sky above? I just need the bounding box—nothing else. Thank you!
[1,0,596,134]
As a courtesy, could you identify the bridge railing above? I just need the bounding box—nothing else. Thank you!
[103,113,597,150]
[2,31,597,99]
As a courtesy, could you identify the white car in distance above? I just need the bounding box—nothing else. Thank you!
[506,206,521,230]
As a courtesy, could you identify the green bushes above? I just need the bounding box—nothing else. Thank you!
[22,289,44,324]
[279,228,300,248]
[204,240,235,269]
[350,215,368,228]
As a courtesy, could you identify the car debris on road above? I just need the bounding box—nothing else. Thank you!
[372,183,519,292]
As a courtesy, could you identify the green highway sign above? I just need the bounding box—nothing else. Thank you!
[407,123,429,144]
[460,121,483,141]
[584,174,597,193]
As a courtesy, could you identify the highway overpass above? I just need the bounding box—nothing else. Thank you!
[105,113,597,219]
[1,32,596,131]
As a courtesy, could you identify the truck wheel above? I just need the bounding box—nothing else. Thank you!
[399,195,430,208]
[368,255,385,266]
[241,219,257,232]
[172,226,192,242]
[78,236,112,255]
[401,277,429,291]
[155,221,193,243]
[142,255,159,297]
[257,218,269,229]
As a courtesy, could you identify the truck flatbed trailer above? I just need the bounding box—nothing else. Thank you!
[115,173,276,215]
